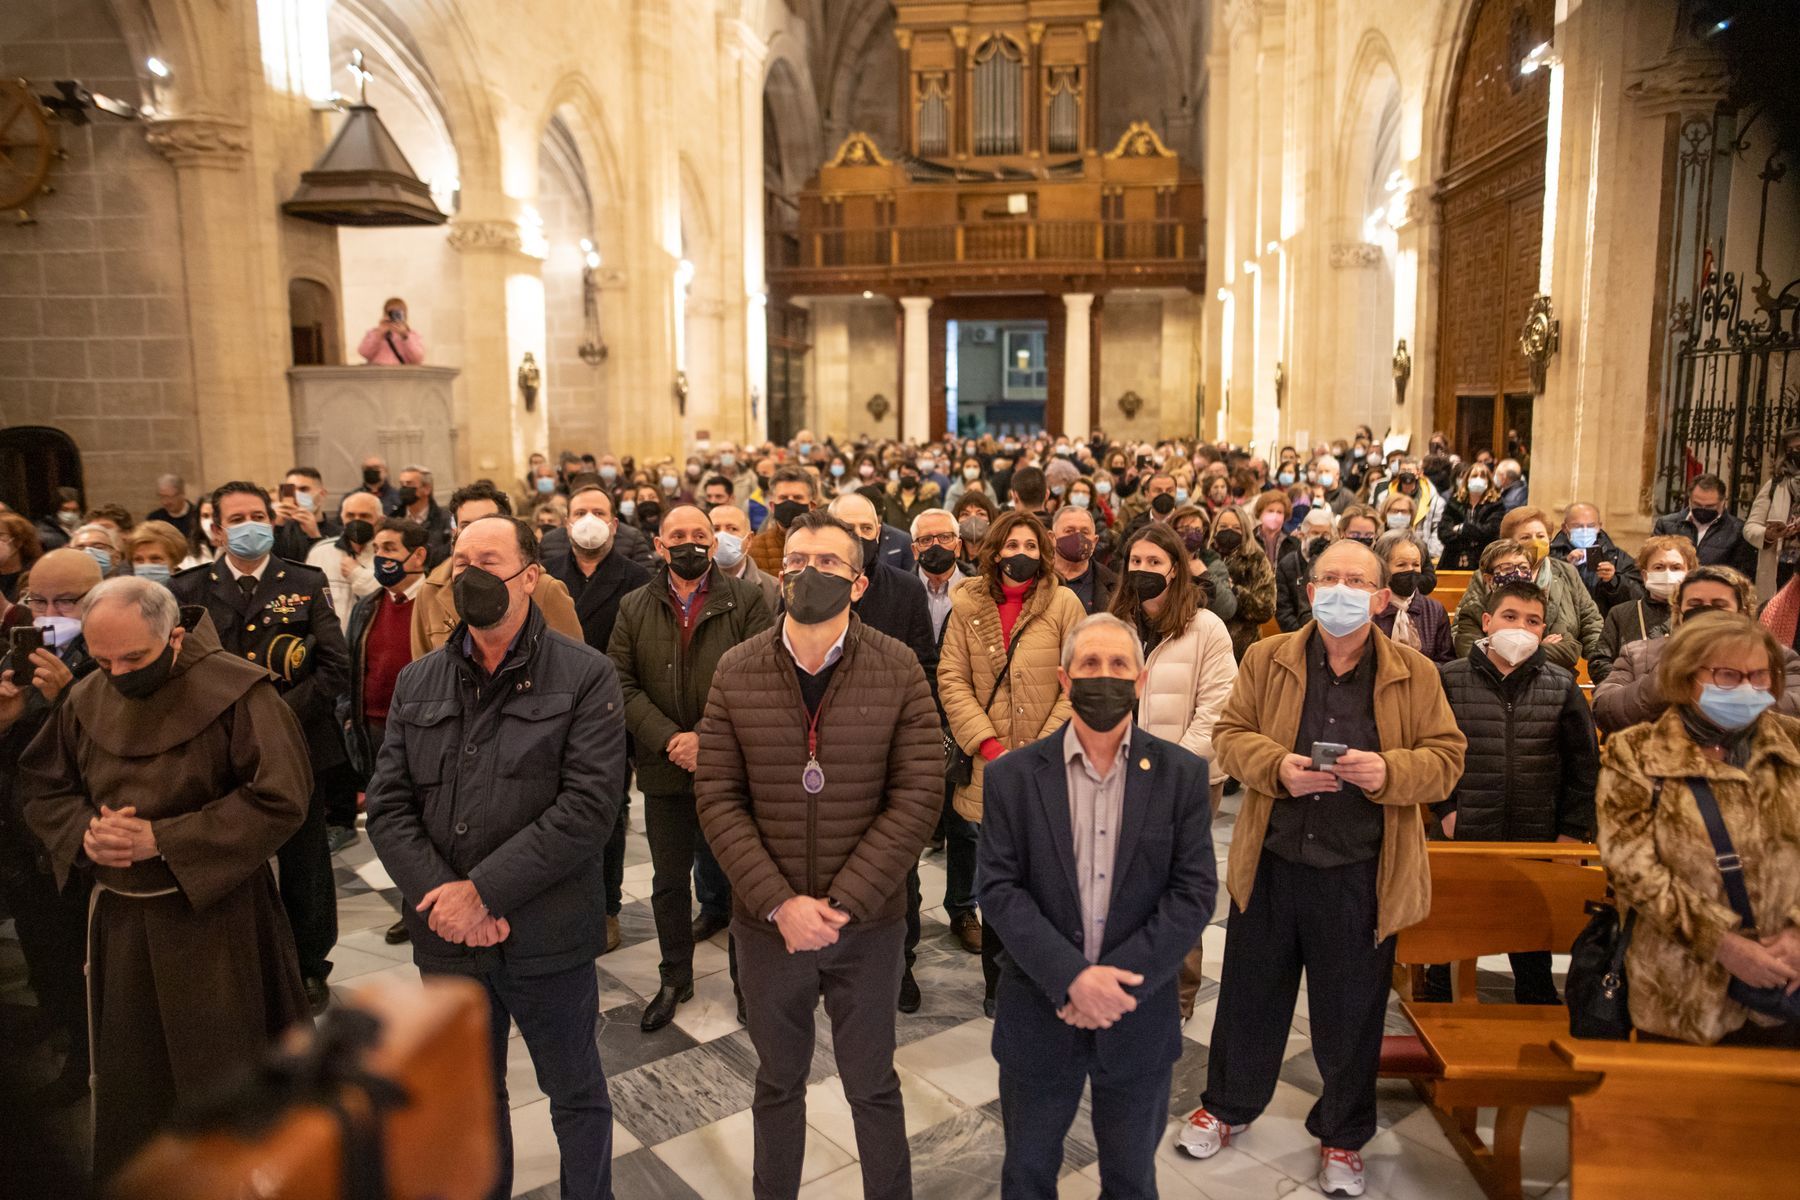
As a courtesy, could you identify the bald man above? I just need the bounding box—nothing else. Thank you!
[827,493,938,1012]
[709,503,779,612]
[1182,539,1464,1198]
[0,548,103,1107]
[1551,501,1643,615]
[309,490,387,617]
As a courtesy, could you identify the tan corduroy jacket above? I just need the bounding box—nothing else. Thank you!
[938,572,1085,823]
[409,557,584,658]
[1598,709,1800,1045]
[1212,622,1466,941]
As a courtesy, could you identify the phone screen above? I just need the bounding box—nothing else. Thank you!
[279,483,297,502]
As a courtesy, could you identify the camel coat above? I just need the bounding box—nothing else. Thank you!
[939,573,1084,822]
[410,556,584,658]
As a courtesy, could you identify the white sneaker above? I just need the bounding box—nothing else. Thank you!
[1317,1147,1365,1197]
[1176,1107,1247,1159]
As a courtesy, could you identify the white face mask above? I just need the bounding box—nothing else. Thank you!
[1645,567,1686,599]
[1487,626,1541,666]
[570,514,613,552]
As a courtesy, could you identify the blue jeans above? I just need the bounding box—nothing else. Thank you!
[430,961,614,1200]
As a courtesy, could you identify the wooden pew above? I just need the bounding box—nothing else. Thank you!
[1385,843,1609,1200]
[1552,1037,1800,1198]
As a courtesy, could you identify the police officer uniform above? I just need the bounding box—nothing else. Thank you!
[170,554,351,1004]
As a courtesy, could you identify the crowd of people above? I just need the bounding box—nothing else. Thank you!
[3,421,1799,1200]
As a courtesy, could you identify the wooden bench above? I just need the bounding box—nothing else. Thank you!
[1552,1037,1800,1198]
[1385,843,1609,1200]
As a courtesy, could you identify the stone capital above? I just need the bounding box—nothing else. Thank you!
[717,15,768,66]
[144,114,249,166]
[1221,0,1264,40]
[1329,242,1384,269]
[447,219,523,255]
[1390,186,1432,230]
[1626,44,1731,115]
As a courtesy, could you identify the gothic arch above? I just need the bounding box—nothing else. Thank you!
[1334,30,1404,243]
[763,51,821,196]
[372,0,504,213]
[534,73,627,261]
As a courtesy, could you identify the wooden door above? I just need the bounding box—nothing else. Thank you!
[1434,0,1554,461]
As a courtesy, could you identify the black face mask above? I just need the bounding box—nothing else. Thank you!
[858,537,882,573]
[107,641,176,701]
[667,543,711,581]
[397,486,419,508]
[1127,569,1169,602]
[1000,552,1040,583]
[453,564,522,630]
[783,566,855,624]
[1150,493,1176,516]
[900,473,920,491]
[1690,505,1719,525]
[756,474,772,493]
[772,499,808,528]
[362,466,384,487]
[1068,676,1137,732]
[919,544,957,575]
[1389,570,1419,599]
[1347,532,1376,547]
[343,519,375,546]
[1213,529,1244,556]
[1398,472,1418,489]
[636,500,663,524]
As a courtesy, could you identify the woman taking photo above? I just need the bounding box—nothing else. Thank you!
[1596,613,1800,1046]
[1372,529,1454,662]
[1209,503,1276,659]
[939,510,1085,1017]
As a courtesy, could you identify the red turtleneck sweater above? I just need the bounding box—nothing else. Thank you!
[981,576,1035,761]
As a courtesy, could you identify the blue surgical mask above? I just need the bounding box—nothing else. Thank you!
[1696,683,1775,731]
[830,463,846,478]
[1070,492,1091,509]
[620,500,637,520]
[1311,584,1373,637]
[1174,488,1190,506]
[133,562,172,585]
[660,474,679,492]
[1278,471,1296,487]
[1568,526,1598,550]
[599,466,618,484]
[713,530,745,569]
[295,491,315,511]
[84,546,113,573]
[226,520,275,560]
[537,476,555,495]
[720,453,737,468]
[1096,480,1112,496]
[797,441,813,456]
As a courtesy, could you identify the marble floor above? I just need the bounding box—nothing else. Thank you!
[0,792,1575,1200]
[323,796,1574,1200]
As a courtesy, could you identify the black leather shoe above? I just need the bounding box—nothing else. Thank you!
[691,910,730,943]
[640,983,694,1032]
[384,917,410,945]
[304,976,330,1015]
[982,995,996,1019]
[898,970,921,1013]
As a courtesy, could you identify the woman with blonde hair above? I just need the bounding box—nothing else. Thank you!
[121,521,190,587]
[1597,613,1800,1045]
[1596,535,1700,663]
[939,508,1085,1015]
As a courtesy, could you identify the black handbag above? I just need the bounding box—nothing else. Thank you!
[945,617,1028,785]
[1688,777,1800,1024]
[1567,779,1661,1039]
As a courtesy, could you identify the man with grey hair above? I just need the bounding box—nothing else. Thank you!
[1494,457,1528,511]
[1051,503,1115,615]
[1182,538,1464,1199]
[392,463,453,561]
[148,472,196,541]
[980,610,1217,1198]
[19,576,313,1178]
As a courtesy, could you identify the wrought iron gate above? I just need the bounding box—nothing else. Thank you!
[1657,123,1800,514]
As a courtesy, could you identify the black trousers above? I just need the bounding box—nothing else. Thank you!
[0,855,88,1074]
[602,795,629,917]
[996,988,1170,1200]
[903,781,979,967]
[1202,852,1396,1151]
[645,792,703,989]
[277,783,337,980]
[693,832,731,920]
[1422,952,1558,1005]
[735,916,909,1200]
[425,961,613,1200]
[319,759,361,830]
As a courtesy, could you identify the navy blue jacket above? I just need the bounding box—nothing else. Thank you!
[978,724,1217,1072]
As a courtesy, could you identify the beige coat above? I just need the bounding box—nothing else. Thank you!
[1744,477,1797,604]
[1213,622,1466,941]
[939,573,1085,822]
[1597,709,1800,1045]
[1138,606,1239,764]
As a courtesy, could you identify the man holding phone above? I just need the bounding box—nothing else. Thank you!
[357,296,426,365]
[1179,539,1465,1199]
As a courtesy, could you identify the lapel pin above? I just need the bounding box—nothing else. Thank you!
[1138,757,1151,770]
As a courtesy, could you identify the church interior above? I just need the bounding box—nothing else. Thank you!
[3,0,1800,1198]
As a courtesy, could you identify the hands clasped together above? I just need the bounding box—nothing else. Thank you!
[417,879,510,947]
[1056,965,1146,1030]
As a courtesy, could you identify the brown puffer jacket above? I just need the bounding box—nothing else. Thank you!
[695,616,943,925]
[938,572,1085,822]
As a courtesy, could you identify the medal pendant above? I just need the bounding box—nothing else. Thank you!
[802,757,825,795]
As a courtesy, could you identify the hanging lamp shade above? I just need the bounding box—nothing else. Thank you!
[282,103,445,227]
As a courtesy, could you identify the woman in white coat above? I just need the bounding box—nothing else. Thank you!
[1108,520,1239,1019]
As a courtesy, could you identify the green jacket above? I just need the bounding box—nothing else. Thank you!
[607,564,775,795]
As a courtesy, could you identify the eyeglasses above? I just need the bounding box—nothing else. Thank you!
[782,552,854,575]
[22,593,85,615]
[1700,666,1773,689]
[1314,573,1377,590]
[912,532,959,549]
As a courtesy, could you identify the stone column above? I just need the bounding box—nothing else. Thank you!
[1062,292,1095,436]
[447,218,544,486]
[146,115,293,486]
[900,296,934,444]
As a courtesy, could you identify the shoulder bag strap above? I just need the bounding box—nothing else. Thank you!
[1685,776,1758,934]
[1636,600,1646,642]
[983,616,1030,712]
[383,331,406,362]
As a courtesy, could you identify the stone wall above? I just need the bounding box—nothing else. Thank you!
[0,0,199,515]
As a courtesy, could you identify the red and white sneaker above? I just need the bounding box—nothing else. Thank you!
[1317,1146,1365,1197]
[1176,1107,1247,1159]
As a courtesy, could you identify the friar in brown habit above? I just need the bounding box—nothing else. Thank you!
[19,578,314,1179]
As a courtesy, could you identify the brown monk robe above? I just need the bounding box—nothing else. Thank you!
[20,604,314,1179]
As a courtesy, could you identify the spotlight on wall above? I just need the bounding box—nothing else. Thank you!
[1265,240,1280,253]
[1242,260,1259,275]
[145,57,171,78]
[1519,41,1558,75]
[1215,287,1229,302]
[1384,169,1406,193]
[861,289,875,300]
[675,258,696,289]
